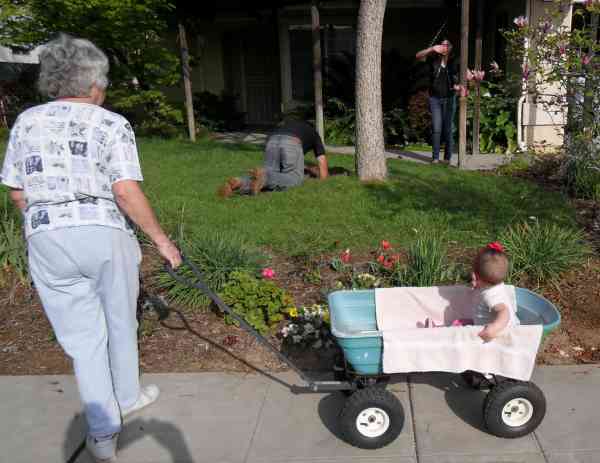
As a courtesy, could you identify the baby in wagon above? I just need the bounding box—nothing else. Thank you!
[471,242,519,341]
[422,242,519,341]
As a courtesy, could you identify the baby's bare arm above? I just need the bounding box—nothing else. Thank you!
[478,303,510,342]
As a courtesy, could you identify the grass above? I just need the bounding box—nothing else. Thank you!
[0,137,580,257]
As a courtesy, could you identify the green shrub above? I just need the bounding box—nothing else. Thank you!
[500,220,589,286]
[564,137,600,201]
[324,98,355,146]
[0,202,28,285]
[392,230,456,287]
[193,91,245,132]
[0,126,9,141]
[220,271,293,334]
[407,90,431,144]
[110,89,184,138]
[154,232,265,309]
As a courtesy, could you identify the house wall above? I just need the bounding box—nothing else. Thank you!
[520,0,573,150]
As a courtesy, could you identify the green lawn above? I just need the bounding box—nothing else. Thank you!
[0,137,578,256]
[133,138,577,256]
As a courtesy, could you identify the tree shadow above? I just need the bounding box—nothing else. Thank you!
[362,167,573,236]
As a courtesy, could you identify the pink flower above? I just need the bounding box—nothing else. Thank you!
[513,16,528,28]
[466,69,475,81]
[558,44,567,56]
[381,240,391,250]
[383,259,394,270]
[490,61,500,73]
[459,85,469,97]
[261,268,275,279]
[474,70,485,82]
[582,54,592,66]
[340,249,351,264]
[540,19,552,34]
[377,254,386,264]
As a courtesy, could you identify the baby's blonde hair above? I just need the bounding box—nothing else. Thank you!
[474,249,509,285]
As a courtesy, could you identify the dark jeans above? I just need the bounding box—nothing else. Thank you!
[429,95,455,161]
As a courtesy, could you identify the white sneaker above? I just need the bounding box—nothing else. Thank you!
[121,384,160,419]
[86,433,118,462]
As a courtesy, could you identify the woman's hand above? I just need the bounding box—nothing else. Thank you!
[432,44,449,55]
[156,238,182,269]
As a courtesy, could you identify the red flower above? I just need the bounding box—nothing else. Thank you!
[340,249,351,264]
[377,254,386,264]
[262,268,276,279]
[383,259,394,269]
[381,240,391,250]
[391,254,401,263]
[487,242,505,253]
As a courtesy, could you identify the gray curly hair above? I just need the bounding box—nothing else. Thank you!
[38,34,109,99]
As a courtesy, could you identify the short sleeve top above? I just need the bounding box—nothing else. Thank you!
[1,101,143,238]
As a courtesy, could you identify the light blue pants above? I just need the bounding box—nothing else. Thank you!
[28,226,142,438]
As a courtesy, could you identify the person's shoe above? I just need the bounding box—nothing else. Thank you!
[217,177,242,198]
[248,168,266,195]
[121,384,160,419]
[431,159,440,164]
[86,433,119,462]
[441,159,451,166]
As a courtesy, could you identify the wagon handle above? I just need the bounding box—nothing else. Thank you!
[164,254,315,385]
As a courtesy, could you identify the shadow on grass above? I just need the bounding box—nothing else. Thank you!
[363,166,574,238]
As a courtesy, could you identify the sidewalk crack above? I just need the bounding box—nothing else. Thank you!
[242,378,270,463]
[407,374,420,463]
[533,430,550,463]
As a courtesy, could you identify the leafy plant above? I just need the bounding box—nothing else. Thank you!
[383,106,411,146]
[563,135,600,201]
[220,271,293,335]
[500,219,589,286]
[407,90,432,144]
[193,91,245,132]
[0,201,28,285]
[392,230,455,287]
[154,231,265,310]
[468,80,519,154]
[324,98,356,146]
[110,89,184,138]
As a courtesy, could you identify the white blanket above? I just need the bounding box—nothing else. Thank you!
[375,286,543,381]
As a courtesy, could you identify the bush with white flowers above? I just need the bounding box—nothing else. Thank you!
[280,304,334,350]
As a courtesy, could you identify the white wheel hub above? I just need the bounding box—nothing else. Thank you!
[356,407,390,438]
[501,398,534,427]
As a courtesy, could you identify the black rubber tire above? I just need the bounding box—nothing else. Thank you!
[339,387,404,449]
[483,381,546,438]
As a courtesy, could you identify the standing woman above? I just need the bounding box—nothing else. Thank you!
[416,38,460,164]
[1,34,182,462]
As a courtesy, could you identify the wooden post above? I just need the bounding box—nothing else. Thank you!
[472,0,483,155]
[178,22,196,142]
[458,0,470,168]
[311,2,325,141]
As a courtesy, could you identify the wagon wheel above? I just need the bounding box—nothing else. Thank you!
[483,380,546,438]
[339,387,404,449]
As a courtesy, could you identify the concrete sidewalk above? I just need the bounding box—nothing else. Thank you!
[2,366,599,463]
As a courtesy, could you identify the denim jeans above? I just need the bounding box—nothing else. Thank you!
[240,134,305,193]
[429,95,455,161]
[28,226,141,438]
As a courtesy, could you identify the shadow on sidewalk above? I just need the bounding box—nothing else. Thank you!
[64,409,195,462]
[409,372,488,433]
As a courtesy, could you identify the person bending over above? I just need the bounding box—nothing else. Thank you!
[219,120,329,197]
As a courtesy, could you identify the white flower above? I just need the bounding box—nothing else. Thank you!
[281,326,290,337]
[292,335,302,344]
[304,323,315,334]
[312,340,323,349]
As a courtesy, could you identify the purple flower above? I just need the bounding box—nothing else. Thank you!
[582,54,592,66]
[514,16,528,28]
[522,63,531,81]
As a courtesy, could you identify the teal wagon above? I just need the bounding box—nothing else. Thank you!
[327,287,561,448]
[167,257,561,450]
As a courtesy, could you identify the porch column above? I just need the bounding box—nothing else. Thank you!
[278,11,293,114]
[472,0,484,155]
[458,0,470,168]
[311,1,325,141]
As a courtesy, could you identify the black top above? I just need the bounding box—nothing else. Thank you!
[427,57,458,98]
[270,121,326,157]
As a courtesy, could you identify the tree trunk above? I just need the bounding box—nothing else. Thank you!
[458,0,470,168]
[178,22,196,142]
[583,12,598,133]
[355,0,387,181]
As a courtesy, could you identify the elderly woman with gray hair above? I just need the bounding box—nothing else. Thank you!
[1,34,181,462]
